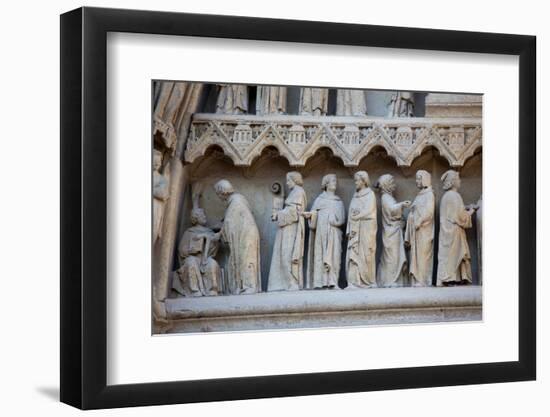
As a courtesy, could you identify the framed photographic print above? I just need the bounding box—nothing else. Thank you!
[60,6,536,410]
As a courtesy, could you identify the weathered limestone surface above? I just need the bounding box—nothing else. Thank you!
[425,93,482,118]
[163,286,482,333]
[186,114,482,168]
[152,82,205,321]
[437,170,475,286]
[268,172,307,291]
[345,171,377,288]
[387,92,415,117]
[305,174,346,289]
[376,174,410,287]
[152,82,483,333]
[404,171,435,286]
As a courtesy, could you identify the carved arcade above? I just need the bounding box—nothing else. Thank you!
[185,114,482,168]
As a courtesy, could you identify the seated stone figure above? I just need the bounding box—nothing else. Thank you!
[172,208,221,297]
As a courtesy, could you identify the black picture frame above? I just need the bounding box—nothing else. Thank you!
[60,6,536,410]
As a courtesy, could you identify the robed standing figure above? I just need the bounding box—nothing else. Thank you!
[436,170,475,286]
[404,170,435,286]
[376,174,411,287]
[268,172,307,291]
[345,171,377,288]
[303,174,346,289]
[214,180,261,294]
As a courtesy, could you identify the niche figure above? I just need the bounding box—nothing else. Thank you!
[153,149,169,243]
[215,84,248,114]
[303,174,346,289]
[172,208,221,297]
[376,174,411,287]
[256,86,287,115]
[214,180,261,294]
[299,88,328,116]
[336,89,367,116]
[404,170,435,287]
[268,172,307,291]
[387,92,415,117]
[345,171,377,288]
[436,170,475,286]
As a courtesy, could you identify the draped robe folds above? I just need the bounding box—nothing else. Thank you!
[377,193,407,287]
[221,193,262,294]
[153,171,169,242]
[336,89,367,116]
[475,198,482,285]
[345,188,377,288]
[307,192,346,288]
[256,86,287,115]
[299,88,328,116]
[404,187,435,286]
[436,190,473,285]
[173,225,221,297]
[268,186,307,291]
[387,92,415,117]
[215,84,249,114]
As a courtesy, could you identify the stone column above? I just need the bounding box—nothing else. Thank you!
[152,82,205,324]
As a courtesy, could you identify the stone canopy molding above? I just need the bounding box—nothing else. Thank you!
[185,113,482,168]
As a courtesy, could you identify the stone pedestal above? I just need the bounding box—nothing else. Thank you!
[425,94,482,118]
[162,286,482,333]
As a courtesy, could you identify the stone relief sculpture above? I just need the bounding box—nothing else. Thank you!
[216,84,249,114]
[153,149,169,243]
[268,172,308,291]
[172,206,221,297]
[256,86,287,115]
[299,88,328,116]
[387,92,415,117]
[214,180,262,294]
[304,174,346,289]
[474,196,482,285]
[345,171,377,288]
[436,170,475,286]
[376,174,411,287]
[404,170,435,287]
[336,89,367,116]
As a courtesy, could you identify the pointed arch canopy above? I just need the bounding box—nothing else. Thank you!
[185,114,482,168]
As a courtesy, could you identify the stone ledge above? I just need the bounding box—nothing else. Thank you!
[162,286,482,333]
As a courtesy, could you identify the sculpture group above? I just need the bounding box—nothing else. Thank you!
[173,169,480,297]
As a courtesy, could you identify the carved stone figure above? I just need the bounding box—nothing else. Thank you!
[268,172,307,291]
[474,196,482,285]
[216,84,248,114]
[299,88,328,116]
[404,170,435,286]
[436,170,475,286]
[387,92,415,117]
[172,208,221,297]
[256,86,287,115]
[304,174,346,289]
[214,180,261,294]
[336,89,367,116]
[153,149,169,243]
[345,171,377,288]
[376,174,411,287]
